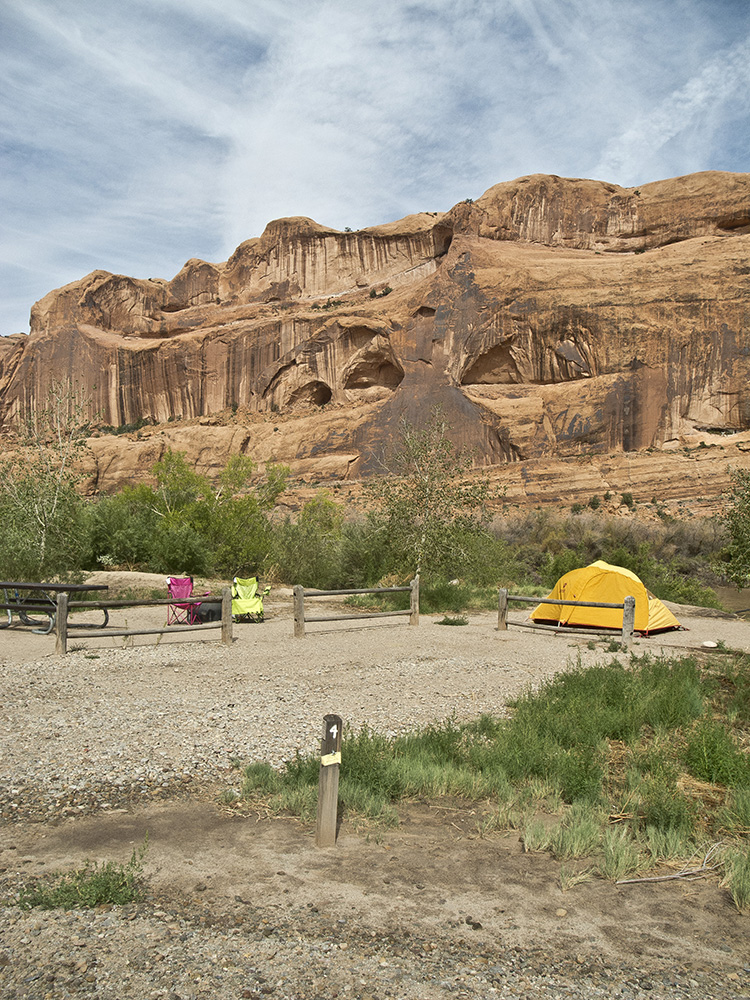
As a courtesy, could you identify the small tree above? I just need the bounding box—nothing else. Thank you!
[209,455,289,576]
[270,494,345,588]
[721,467,750,587]
[0,381,92,579]
[365,409,492,581]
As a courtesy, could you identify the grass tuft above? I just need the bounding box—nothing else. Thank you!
[549,802,604,859]
[718,788,750,834]
[599,827,643,880]
[722,844,750,911]
[436,614,469,626]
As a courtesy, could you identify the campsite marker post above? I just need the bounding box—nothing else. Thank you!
[293,586,305,638]
[409,575,420,626]
[316,713,342,848]
[497,588,508,630]
[221,587,233,645]
[621,595,635,647]
[55,592,68,655]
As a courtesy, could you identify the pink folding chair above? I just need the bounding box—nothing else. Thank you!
[166,576,199,625]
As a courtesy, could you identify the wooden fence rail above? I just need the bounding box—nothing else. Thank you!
[55,588,233,655]
[497,588,636,647]
[293,576,419,638]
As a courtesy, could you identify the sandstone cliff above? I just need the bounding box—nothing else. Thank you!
[1,170,748,501]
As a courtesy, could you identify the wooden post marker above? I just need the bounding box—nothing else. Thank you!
[622,595,635,647]
[55,592,68,656]
[315,713,342,848]
[409,574,419,627]
[293,585,305,638]
[497,588,508,631]
[221,587,232,645]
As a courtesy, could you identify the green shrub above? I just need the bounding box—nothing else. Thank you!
[682,719,750,787]
[90,485,160,570]
[721,467,750,587]
[637,776,695,832]
[605,543,722,608]
[270,495,346,588]
[18,840,147,910]
[342,725,408,800]
[718,789,750,833]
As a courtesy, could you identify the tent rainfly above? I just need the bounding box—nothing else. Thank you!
[530,560,681,635]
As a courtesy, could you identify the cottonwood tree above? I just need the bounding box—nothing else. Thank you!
[365,409,492,581]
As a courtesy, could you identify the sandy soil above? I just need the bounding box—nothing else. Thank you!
[0,573,748,998]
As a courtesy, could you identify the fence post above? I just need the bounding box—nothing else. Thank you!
[316,713,342,848]
[293,585,306,638]
[55,592,68,656]
[409,575,419,626]
[497,588,508,631]
[622,595,635,647]
[221,587,233,645]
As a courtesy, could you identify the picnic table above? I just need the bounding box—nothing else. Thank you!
[0,582,109,635]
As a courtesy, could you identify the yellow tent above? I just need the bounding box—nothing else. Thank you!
[530,560,681,634]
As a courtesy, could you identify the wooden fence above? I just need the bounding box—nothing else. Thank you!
[293,576,419,638]
[54,588,233,655]
[497,588,636,647]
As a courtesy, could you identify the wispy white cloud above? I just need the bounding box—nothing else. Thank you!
[0,0,748,335]
[595,32,750,182]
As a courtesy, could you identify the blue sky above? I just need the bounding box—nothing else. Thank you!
[1,0,749,336]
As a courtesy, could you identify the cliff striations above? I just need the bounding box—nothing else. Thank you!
[1,170,749,502]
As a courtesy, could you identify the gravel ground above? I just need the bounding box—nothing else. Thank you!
[1,589,749,999]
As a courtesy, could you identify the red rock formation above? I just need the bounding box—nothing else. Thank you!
[1,170,748,498]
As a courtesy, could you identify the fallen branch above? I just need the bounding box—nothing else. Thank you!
[616,843,723,885]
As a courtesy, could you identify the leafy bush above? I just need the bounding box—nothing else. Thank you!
[90,484,161,570]
[270,494,346,589]
[87,451,288,577]
[721,467,750,587]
